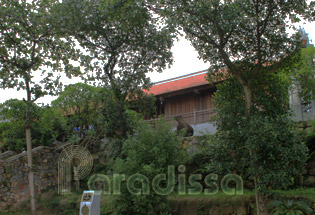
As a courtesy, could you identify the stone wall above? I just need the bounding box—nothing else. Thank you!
[300,153,315,187]
[0,146,61,210]
[298,120,315,187]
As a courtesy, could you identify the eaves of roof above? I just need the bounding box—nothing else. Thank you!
[145,70,210,96]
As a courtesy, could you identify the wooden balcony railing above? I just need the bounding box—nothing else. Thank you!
[147,108,216,126]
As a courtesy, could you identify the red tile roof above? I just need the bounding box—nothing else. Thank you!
[145,70,209,96]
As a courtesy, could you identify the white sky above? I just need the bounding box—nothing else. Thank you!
[0,22,314,105]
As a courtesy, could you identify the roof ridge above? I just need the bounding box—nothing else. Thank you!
[153,69,208,86]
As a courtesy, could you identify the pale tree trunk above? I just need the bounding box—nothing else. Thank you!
[26,126,36,215]
[240,79,268,215]
[243,84,252,117]
[24,72,36,215]
[256,189,268,215]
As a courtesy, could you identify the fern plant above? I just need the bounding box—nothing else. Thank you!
[268,199,313,215]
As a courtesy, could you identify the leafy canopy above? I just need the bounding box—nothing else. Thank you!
[0,99,41,151]
[0,0,80,101]
[292,45,315,104]
[0,99,66,151]
[52,83,104,133]
[158,0,309,72]
[208,76,308,190]
[58,0,174,100]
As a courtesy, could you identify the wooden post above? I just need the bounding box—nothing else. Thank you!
[193,109,196,125]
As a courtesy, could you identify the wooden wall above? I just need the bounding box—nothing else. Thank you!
[164,92,215,117]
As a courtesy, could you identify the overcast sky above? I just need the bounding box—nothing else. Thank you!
[0,22,314,105]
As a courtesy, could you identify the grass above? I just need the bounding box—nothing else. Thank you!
[168,189,255,199]
[1,188,314,215]
[0,210,29,215]
[273,187,315,199]
[169,188,315,200]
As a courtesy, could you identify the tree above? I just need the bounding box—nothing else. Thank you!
[57,0,173,124]
[53,0,173,156]
[160,0,311,116]
[154,0,313,214]
[292,44,315,104]
[60,0,173,94]
[0,1,79,214]
[39,106,67,145]
[0,99,68,151]
[52,83,104,137]
[0,99,41,151]
[209,76,308,203]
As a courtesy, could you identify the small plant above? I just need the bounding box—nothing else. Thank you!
[196,203,209,215]
[160,212,172,215]
[268,199,312,215]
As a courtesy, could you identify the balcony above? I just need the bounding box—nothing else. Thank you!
[147,108,217,135]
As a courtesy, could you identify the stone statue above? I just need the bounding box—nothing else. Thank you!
[174,115,194,137]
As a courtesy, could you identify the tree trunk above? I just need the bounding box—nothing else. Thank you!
[24,72,36,215]
[253,178,269,215]
[237,77,267,215]
[257,193,268,215]
[234,74,252,117]
[26,126,36,215]
[242,83,252,118]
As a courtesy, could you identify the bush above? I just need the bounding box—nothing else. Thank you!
[0,99,42,151]
[185,134,216,177]
[0,99,70,151]
[112,120,183,215]
[206,77,309,191]
[39,106,67,145]
[268,199,312,215]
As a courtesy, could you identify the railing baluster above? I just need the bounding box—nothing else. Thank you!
[145,108,215,125]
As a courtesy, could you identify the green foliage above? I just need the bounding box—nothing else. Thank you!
[292,45,315,104]
[53,0,173,150]
[268,199,313,215]
[155,0,310,86]
[0,4,79,210]
[214,72,291,129]
[101,91,138,138]
[185,134,216,177]
[113,120,183,215]
[0,121,26,151]
[51,82,157,141]
[129,92,157,119]
[154,4,312,213]
[297,118,315,155]
[0,99,41,151]
[52,83,105,136]
[38,106,67,145]
[57,0,173,98]
[0,0,79,98]
[0,99,41,124]
[0,99,69,150]
[208,77,309,191]
[160,212,172,215]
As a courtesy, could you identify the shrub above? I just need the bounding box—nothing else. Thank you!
[209,77,309,192]
[268,199,312,215]
[39,106,67,145]
[112,120,183,215]
[0,99,42,151]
